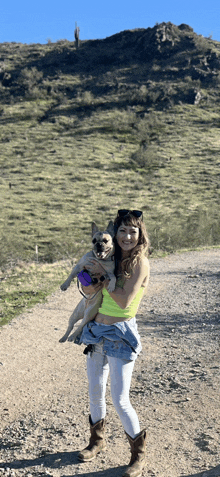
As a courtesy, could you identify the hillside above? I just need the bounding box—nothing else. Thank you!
[0,22,220,268]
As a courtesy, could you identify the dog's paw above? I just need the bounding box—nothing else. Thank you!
[60,282,69,291]
[107,284,115,293]
[68,333,77,342]
[59,335,67,343]
[107,279,116,293]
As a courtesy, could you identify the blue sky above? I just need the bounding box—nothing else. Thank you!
[1,0,220,44]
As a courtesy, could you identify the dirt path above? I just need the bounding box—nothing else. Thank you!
[0,249,220,477]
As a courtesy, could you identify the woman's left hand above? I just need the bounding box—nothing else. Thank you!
[82,281,103,295]
[84,258,105,275]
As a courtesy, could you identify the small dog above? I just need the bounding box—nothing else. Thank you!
[59,221,116,343]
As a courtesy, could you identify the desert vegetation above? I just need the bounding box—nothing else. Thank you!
[0,22,219,324]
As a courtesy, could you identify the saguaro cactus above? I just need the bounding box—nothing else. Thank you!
[74,22,80,48]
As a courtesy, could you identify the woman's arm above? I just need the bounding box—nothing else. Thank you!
[104,257,150,309]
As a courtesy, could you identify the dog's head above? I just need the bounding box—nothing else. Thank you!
[91,221,115,260]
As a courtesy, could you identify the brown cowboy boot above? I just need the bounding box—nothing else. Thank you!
[78,415,107,462]
[123,430,147,477]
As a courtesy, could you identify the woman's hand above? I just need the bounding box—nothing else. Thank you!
[84,258,106,275]
[81,258,109,295]
[82,281,103,295]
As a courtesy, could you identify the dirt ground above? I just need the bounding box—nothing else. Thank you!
[0,249,219,477]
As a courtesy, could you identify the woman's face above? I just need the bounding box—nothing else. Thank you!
[116,222,140,254]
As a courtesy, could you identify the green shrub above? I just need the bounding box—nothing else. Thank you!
[18,67,43,98]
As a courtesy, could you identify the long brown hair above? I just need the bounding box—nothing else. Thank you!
[113,212,149,279]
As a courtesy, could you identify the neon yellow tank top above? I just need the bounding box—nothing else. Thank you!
[98,287,145,319]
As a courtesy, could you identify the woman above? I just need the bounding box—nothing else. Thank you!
[78,209,150,477]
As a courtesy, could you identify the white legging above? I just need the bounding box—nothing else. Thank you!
[86,342,140,438]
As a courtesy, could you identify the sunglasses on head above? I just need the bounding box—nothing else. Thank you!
[117,209,143,219]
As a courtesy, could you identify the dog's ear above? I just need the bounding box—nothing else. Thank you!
[106,220,114,237]
[92,222,99,236]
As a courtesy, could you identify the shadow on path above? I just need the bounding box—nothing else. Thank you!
[181,464,220,477]
[0,451,127,476]
[0,451,78,469]
[61,467,127,477]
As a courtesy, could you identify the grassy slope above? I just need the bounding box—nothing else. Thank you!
[0,23,220,324]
